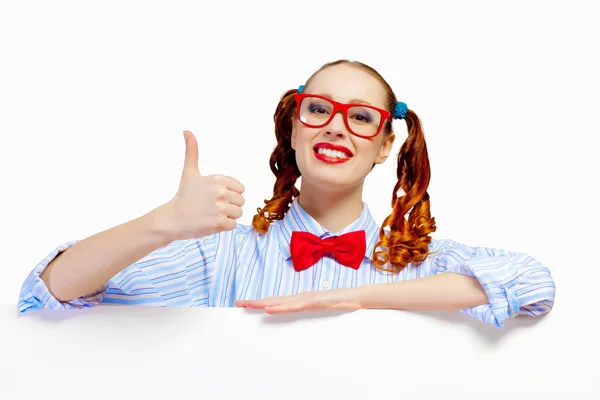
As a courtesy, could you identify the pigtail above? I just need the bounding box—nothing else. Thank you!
[373,109,438,272]
[252,89,302,234]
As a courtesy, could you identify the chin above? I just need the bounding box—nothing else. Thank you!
[301,170,358,192]
[296,154,367,189]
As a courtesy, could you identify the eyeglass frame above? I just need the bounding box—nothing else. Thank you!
[294,93,392,139]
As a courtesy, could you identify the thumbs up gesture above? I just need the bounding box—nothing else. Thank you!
[157,130,246,241]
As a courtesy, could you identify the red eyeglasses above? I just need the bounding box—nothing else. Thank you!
[295,93,392,138]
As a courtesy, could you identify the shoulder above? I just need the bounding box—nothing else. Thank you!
[428,237,465,254]
[379,229,457,255]
[427,237,517,266]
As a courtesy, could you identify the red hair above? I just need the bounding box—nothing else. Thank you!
[252,60,438,272]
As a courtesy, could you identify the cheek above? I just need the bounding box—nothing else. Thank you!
[354,139,381,159]
[293,127,315,152]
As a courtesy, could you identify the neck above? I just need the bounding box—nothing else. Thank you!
[297,179,364,233]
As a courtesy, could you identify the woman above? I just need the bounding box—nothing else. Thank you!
[18,60,555,328]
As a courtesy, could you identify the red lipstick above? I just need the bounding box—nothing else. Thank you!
[313,142,353,164]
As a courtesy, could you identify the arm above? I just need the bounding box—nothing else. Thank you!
[237,272,489,316]
[18,204,196,313]
[19,130,246,312]
[238,239,556,329]
[39,207,171,302]
[363,239,556,327]
[359,272,489,311]
[18,205,226,314]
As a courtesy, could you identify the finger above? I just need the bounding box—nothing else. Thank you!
[225,204,243,220]
[181,130,200,182]
[234,300,247,308]
[239,296,291,308]
[235,300,262,308]
[238,300,268,309]
[243,301,275,309]
[227,191,245,208]
[221,176,245,194]
[218,217,237,232]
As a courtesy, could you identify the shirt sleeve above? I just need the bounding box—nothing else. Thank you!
[431,238,556,328]
[17,234,221,314]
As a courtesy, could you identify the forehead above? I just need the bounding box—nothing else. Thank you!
[306,64,388,109]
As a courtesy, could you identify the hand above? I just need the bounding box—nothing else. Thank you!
[235,288,363,314]
[156,130,246,241]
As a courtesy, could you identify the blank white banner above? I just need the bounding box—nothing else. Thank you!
[3,304,595,399]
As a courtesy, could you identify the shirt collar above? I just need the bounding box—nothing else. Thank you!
[276,197,380,261]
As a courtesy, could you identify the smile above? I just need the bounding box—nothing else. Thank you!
[313,142,353,164]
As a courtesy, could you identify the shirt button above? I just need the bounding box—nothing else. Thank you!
[322,281,330,288]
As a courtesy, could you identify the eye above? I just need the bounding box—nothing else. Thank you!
[354,113,371,122]
[308,103,331,115]
[349,109,374,124]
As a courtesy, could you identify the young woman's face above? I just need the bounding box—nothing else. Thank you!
[291,64,395,192]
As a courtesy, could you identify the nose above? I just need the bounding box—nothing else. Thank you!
[324,112,348,138]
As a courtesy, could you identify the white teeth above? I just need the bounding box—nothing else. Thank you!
[317,148,349,159]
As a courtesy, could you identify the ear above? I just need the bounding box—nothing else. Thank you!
[291,118,297,150]
[374,133,395,164]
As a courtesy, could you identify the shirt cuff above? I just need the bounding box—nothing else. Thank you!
[433,240,523,328]
[458,253,521,328]
[18,240,107,313]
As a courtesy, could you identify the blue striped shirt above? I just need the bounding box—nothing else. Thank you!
[18,198,555,327]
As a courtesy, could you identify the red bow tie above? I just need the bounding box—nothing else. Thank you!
[290,230,366,271]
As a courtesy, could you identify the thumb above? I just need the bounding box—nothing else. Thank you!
[181,130,200,181]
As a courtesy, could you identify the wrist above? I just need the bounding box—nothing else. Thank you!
[356,283,399,310]
[143,203,180,245]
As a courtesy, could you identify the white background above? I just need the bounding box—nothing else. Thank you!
[1,0,599,398]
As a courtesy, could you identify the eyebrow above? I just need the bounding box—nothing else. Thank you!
[318,93,373,106]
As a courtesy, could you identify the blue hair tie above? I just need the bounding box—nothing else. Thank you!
[394,101,408,119]
[298,85,304,93]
